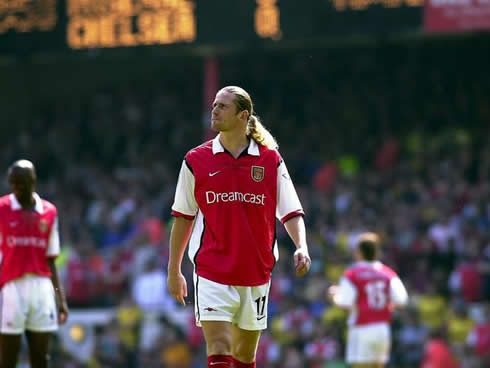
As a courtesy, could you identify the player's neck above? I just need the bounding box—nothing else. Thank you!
[15,193,36,210]
[219,132,249,159]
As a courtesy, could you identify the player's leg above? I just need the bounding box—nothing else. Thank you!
[349,324,389,368]
[0,334,22,368]
[25,330,51,368]
[0,280,26,367]
[201,321,234,366]
[194,274,240,367]
[24,277,58,368]
[231,281,270,366]
[231,324,261,366]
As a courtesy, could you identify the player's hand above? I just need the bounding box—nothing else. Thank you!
[294,247,311,277]
[328,285,338,302]
[58,300,69,325]
[167,271,188,306]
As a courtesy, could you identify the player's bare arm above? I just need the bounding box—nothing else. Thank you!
[48,258,69,324]
[167,216,194,305]
[283,215,311,277]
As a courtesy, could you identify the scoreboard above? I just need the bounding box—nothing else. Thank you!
[0,0,423,55]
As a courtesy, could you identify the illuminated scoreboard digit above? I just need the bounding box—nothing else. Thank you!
[0,0,57,34]
[67,0,196,49]
[331,0,423,11]
[255,0,281,40]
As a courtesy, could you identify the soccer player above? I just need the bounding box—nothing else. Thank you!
[167,86,311,368]
[329,232,408,368]
[0,160,68,368]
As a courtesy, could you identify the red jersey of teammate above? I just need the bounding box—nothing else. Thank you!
[338,261,407,326]
[172,137,304,286]
[0,193,59,288]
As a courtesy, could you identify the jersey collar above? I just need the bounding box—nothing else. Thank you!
[9,193,44,214]
[212,134,260,156]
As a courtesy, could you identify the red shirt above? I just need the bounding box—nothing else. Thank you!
[171,136,304,286]
[472,322,490,357]
[420,339,460,368]
[336,261,408,326]
[0,193,60,288]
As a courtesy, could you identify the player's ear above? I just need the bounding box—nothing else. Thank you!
[239,110,248,122]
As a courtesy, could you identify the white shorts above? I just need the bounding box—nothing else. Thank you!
[0,275,58,334]
[346,322,391,364]
[194,273,270,331]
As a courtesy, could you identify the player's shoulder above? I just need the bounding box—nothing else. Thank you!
[185,140,213,161]
[343,262,363,278]
[260,145,282,164]
[378,263,398,278]
[40,197,58,215]
[0,194,10,209]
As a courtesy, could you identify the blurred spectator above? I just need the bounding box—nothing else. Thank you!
[420,329,460,368]
[466,305,490,368]
[395,309,428,367]
[117,293,143,368]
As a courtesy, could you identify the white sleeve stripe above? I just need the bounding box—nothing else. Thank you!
[46,216,60,257]
[335,276,357,307]
[390,277,408,306]
[172,160,198,217]
[276,160,303,221]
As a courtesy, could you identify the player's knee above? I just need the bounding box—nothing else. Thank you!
[207,338,232,356]
[232,342,257,363]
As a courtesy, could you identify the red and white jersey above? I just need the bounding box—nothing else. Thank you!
[171,136,304,286]
[0,193,60,288]
[335,261,408,326]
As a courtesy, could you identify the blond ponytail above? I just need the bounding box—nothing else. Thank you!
[247,115,278,149]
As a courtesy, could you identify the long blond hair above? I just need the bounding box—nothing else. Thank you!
[220,86,278,149]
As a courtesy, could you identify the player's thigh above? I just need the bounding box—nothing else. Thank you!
[235,281,271,331]
[231,324,261,363]
[201,321,233,355]
[346,324,390,364]
[194,274,240,326]
[0,333,22,368]
[26,277,58,333]
[0,280,27,334]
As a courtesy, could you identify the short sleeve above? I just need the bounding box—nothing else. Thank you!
[47,216,60,258]
[390,277,408,307]
[171,160,198,219]
[335,276,357,307]
[276,160,304,223]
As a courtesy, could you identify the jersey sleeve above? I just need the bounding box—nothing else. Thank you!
[276,160,304,223]
[334,276,357,307]
[390,276,408,307]
[171,159,198,219]
[47,216,60,258]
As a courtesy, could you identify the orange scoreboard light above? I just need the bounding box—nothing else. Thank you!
[66,0,196,49]
[0,0,57,34]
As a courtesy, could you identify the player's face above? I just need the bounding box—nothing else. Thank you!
[8,169,35,203]
[211,91,245,132]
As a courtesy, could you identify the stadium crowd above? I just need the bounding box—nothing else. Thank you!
[1,37,489,367]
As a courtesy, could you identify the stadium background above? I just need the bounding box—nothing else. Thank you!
[1,0,489,367]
